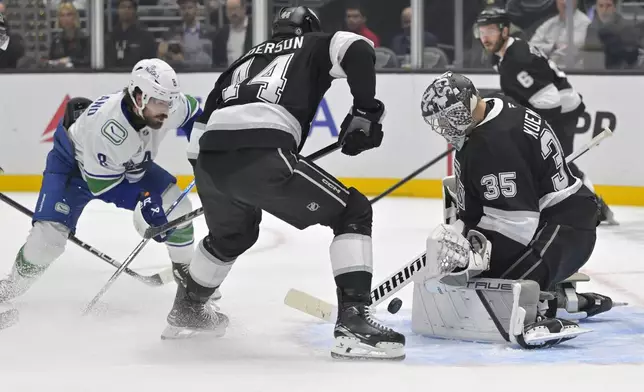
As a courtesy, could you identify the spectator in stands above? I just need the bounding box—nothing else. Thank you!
[529,0,590,67]
[106,0,157,68]
[47,2,89,69]
[49,0,87,11]
[391,6,438,56]
[158,0,215,68]
[585,0,641,69]
[0,9,25,69]
[212,0,252,67]
[345,3,379,47]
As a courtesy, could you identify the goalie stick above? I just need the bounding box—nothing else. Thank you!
[0,192,174,287]
[82,179,196,314]
[284,127,614,321]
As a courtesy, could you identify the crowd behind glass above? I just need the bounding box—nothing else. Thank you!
[0,0,643,72]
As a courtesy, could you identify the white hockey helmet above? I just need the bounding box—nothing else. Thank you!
[128,58,180,115]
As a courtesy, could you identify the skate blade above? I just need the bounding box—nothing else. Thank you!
[0,309,19,330]
[522,326,592,345]
[160,324,226,340]
[331,337,405,361]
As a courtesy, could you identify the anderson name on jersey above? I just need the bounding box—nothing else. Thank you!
[188,31,374,158]
[67,91,200,196]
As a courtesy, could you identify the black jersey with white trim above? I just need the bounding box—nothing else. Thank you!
[454,96,594,264]
[497,38,584,124]
[190,31,374,157]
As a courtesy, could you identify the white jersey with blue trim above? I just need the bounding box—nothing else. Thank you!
[67,91,199,195]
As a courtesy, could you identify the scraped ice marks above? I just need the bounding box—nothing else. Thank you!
[0,306,19,330]
[301,306,644,365]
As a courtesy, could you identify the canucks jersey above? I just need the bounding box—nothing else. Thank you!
[68,91,200,195]
[496,38,585,125]
[454,96,595,264]
[188,31,374,158]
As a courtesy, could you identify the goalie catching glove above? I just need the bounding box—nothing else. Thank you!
[338,99,385,156]
[425,220,491,283]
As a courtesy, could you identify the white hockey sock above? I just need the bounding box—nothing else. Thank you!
[329,234,373,277]
[166,224,195,264]
[188,239,235,288]
[21,221,69,273]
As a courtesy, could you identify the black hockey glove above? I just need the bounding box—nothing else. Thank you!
[338,100,385,156]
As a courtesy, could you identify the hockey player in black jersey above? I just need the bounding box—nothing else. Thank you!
[163,6,405,360]
[420,72,613,329]
[475,7,617,225]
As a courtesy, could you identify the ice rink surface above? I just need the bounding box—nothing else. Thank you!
[1,193,643,391]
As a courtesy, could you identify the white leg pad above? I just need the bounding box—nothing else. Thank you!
[412,278,539,344]
[188,240,234,288]
[329,234,373,276]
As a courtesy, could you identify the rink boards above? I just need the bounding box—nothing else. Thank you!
[0,72,640,205]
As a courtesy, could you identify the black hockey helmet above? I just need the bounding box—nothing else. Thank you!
[272,6,322,38]
[421,71,480,150]
[63,97,93,129]
[476,7,510,29]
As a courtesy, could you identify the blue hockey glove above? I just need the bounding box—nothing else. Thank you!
[138,191,173,242]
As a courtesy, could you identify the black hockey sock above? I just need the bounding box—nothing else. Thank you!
[335,271,372,303]
[185,274,219,302]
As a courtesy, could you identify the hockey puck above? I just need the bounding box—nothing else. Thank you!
[387,298,403,314]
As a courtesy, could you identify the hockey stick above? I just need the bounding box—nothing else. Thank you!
[82,179,196,314]
[142,142,343,240]
[370,147,454,204]
[285,127,614,321]
[0,192,174,287]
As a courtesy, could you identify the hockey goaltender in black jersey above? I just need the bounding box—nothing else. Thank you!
[171,7,405,360]
[475,7,617,224]
[421,71,613,321]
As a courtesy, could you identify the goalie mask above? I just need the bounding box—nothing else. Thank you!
[420,72,479,150]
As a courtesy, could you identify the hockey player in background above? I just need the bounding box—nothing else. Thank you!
[168,6,405,360]
[475,7,617,225]
[419,72,613,345]
[0,59,202,304]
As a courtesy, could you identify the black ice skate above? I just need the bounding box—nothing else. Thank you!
[161,283,228,340]
[331,289,405,360]
[549,276,614,320]
[597,196,618,225]
[577,292,613,318]
[172,262,222,302]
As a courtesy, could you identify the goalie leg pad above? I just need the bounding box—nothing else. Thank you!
[413,278,590,348]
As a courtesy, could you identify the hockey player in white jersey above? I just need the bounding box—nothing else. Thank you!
[0,59,201,306]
